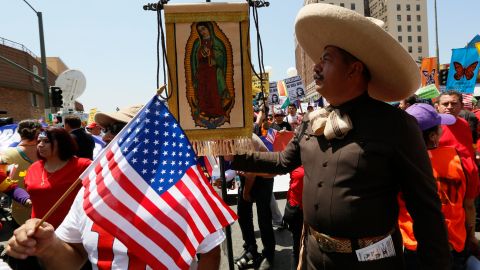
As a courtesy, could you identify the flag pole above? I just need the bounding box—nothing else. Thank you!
[219,156,235,270]
[204,0,234,265]
[297,99,303,114]
[34,178,82,231]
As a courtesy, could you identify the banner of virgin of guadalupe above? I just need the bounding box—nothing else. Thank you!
[164,3,253,156]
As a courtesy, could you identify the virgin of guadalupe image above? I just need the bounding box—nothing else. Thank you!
[185,21,235,129]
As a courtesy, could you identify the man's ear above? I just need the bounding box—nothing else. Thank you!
[348,61,364,78]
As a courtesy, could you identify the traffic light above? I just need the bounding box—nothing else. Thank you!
[439,69,449,86]
[51,87,63,107]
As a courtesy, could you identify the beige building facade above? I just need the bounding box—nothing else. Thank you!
[369,0,429,62]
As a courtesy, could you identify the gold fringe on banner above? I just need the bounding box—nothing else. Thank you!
[191,137,254,156]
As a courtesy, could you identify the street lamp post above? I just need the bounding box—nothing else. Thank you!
[21,0,51,117]
[37,12,50,110]
[434,0,440,74]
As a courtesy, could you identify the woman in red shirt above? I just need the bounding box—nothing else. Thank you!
[25,127,91,228]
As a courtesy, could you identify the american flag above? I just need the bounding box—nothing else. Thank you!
[262,128,295,152]
[265,128,277,146]
[80,95,237,269]
[463,93,474,110]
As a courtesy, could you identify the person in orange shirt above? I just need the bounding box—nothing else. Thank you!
[399,103,477,270]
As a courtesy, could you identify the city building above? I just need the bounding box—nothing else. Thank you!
[369,0,429,62]
[296,0,428,102]
[0,37,71,122]
[0,37,58,121]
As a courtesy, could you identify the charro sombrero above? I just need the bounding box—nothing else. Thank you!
[295,3,420,102]
[94,105,143,127]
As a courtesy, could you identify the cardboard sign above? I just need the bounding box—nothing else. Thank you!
[268,82,280,106]
[416,84,440,99]
[284,75,305,102]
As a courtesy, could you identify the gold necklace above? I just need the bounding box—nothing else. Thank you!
[41,169,48,186]
[41,162,64,186]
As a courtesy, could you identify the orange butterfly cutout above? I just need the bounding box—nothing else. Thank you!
[453,61,478,80]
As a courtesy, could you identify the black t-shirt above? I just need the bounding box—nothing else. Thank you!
[270,121,292,131]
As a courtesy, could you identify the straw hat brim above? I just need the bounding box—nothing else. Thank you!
[94,105,143,127]
[295,3,420,102]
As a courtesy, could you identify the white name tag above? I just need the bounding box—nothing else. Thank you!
[355,235,396,262]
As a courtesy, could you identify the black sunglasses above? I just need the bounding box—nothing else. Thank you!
[102,122,126,135]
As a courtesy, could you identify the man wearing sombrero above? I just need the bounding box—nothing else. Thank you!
[231,4,450,269]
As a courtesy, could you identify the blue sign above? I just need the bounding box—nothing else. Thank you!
[0,124,20,149]
[446,48,480,94]
[467,35,480,48]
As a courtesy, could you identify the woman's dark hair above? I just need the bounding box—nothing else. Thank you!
[37,127,78,161]
[17,120,41,141]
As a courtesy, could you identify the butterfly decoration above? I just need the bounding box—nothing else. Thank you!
[453,61,478,81]
[422,69,436,85]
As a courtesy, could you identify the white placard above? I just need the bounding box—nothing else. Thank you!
[284,75,305,102]
[268,82,280,105]
[355,235,396,262]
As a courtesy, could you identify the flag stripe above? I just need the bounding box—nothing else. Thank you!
[83,150,196,269]
[107,145,206,245]
[102,152,194,263]
[83,178,171,270]
[181,174,226,228]
[166,187,212,235]
[92,169,190,269]
[185,168,230,226]
[83,174,190,267]
[174,179,217,233]
[190,166,237,221]
[105,148,200,251]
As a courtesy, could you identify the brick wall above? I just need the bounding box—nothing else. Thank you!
[0,44,57,121]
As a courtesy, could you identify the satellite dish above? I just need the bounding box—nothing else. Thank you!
[55,69,86,110]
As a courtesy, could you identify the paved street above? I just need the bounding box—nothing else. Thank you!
[220,195,292,270]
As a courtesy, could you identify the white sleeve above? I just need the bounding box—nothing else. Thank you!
[196,229,226,254]
[55,188,85,244]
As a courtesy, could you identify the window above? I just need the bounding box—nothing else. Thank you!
[398,36,403,42]
[398,25,402,32]
[408,46,412,53]
[397,15,401,21]
[407,15,411,21]
[397,4,401,11]
[406,4,411,11]
[417,15,421,21]
[417,25,421,32]
[32,65,40,82]
[418,46,423,53]
[408,36,412,42]
[31,93,38,107]
[351,3,355,10]
[416,4,420,11]
[417,36,422,42]
[340,3,344,7]
[407,25,412,32]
